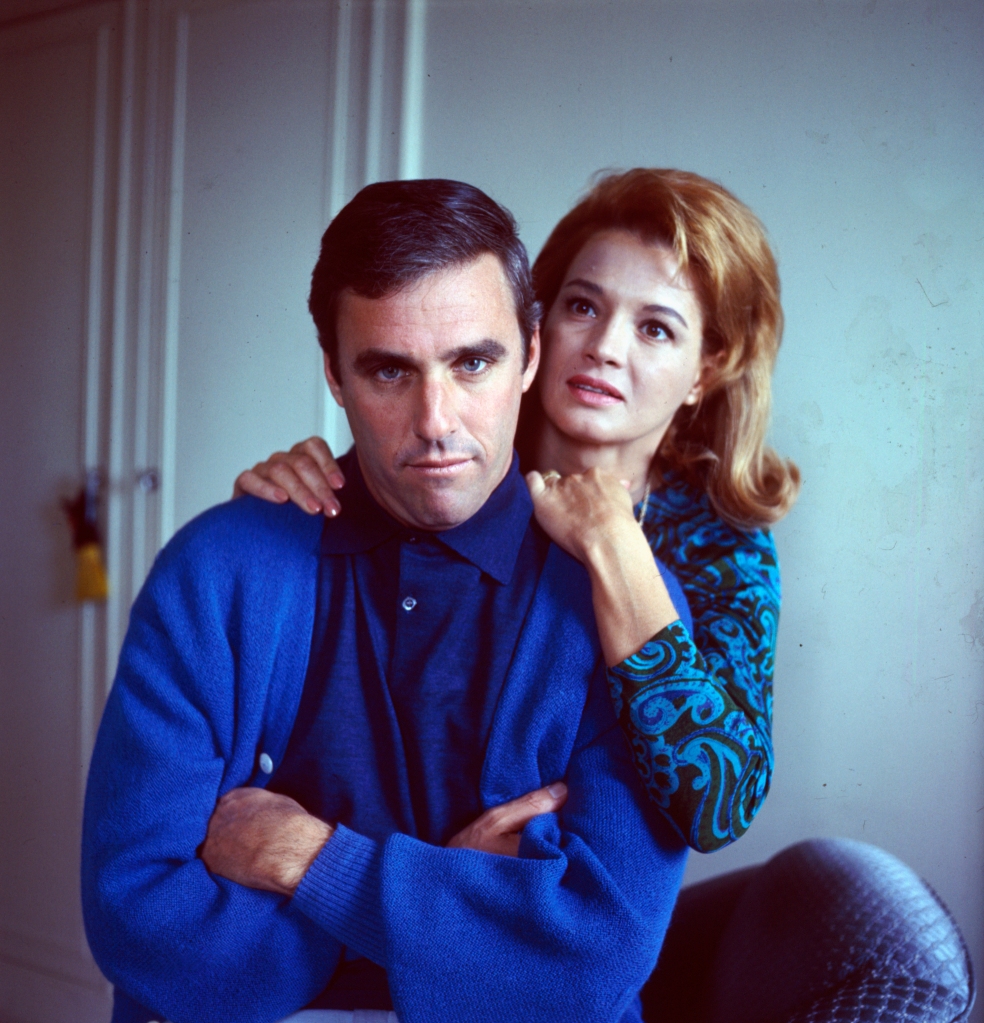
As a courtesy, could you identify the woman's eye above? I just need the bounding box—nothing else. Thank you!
[568,298,596,317]
[641,320,672,341]
[460,357,488,374]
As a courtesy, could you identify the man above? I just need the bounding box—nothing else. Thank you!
[82,180,687,1023]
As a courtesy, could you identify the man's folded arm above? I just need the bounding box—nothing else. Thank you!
[81,507,339,1023]
[291,678,688,1023]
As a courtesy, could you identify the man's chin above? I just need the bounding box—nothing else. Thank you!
[398,491,487,531]
[384,473,493,531]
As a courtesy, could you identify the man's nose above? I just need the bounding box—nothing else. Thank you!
[584,314,630,367]
[413,376,458,442]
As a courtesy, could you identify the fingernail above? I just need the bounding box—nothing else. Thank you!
[306,500,322,514]
[328,473,345,489]
[326,505,339,518]
[547,782,567,798]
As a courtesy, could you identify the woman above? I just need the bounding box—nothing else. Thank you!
[234,171,974,1023]
[236,168,799,854]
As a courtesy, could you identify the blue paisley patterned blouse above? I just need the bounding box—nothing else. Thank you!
[609,470,779,853]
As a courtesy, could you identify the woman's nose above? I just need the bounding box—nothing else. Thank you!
[584,315,629,366]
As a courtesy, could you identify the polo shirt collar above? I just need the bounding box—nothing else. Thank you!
[322,450,532,585]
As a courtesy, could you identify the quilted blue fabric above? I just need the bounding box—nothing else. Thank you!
[643,838,974,1023]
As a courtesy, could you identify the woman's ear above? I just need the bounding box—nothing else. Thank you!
[683,373,703,407]
[685,347,725,405]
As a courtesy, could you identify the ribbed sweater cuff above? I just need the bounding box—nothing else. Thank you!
[292,824,386,966]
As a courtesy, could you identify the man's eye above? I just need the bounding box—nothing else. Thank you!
[375,365,405,382]
[460,357,489,373]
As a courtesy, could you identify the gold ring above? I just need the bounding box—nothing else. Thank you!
[542,470,561,484]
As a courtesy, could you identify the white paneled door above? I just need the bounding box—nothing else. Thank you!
[0,2,422,1020]
[1,6,119,1021]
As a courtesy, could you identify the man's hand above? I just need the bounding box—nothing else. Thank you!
[446,783,567,857]
[201,787,333,896]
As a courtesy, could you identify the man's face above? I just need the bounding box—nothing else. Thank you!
[326,253,540,530]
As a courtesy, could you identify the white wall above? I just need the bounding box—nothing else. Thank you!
[171,2,335,530]
[419,0,984,1004]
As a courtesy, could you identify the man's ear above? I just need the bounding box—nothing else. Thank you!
[521,327,541,393]
[323,351,345,407]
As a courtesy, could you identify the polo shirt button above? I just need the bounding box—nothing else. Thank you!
[258,753,274,774]
[402,596,417,611]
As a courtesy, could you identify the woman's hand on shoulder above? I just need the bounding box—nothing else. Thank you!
[525,467,638,565]
[528,467,679,666]
[233,436,345,517]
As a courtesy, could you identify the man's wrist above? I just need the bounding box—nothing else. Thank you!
[280,817,334,895]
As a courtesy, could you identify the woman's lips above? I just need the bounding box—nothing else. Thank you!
[566,375,624,406]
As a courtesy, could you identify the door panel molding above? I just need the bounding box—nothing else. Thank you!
[158,6,189,550]
[79,19,113,780]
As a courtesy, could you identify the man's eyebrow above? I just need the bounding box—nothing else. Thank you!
[562,278,689,328]
[353,348,418,374]
[352,339,509,375]
[444,339,509,363]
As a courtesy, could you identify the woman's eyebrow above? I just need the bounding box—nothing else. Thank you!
[564,278,689,328]
[642,304,688,328]
[563,277,603,295]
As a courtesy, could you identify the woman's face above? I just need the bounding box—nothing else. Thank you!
[538,230,706,457]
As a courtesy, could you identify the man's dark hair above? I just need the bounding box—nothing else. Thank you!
[309,179,541,379]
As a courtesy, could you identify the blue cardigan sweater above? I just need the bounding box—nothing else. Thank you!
[81,497,687,1023]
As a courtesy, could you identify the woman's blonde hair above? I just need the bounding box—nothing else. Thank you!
[531,168,800,531]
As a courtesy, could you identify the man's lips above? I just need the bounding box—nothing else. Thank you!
[404,458,473,476]
[567,374,624,406]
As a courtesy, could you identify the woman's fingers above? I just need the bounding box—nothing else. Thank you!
[445,782,567,856]
[273,451,342,515]
[234,455,324,515]
[290,436,345,490]
[233,468,289,503]
[232,436,344,516]
[524,469,548,500]
[524,467,638,563]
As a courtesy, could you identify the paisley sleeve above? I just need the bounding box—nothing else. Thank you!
[607,510,780,853]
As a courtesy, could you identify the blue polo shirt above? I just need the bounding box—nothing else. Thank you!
[270,450,547,1008]
[270,448,691,1010]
